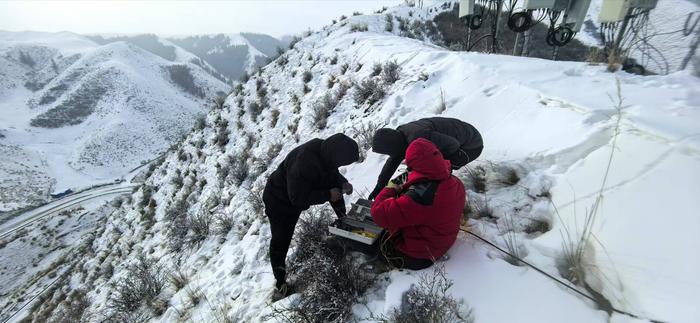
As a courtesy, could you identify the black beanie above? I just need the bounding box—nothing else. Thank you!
[372,128,406,156]
[321,133,359,167]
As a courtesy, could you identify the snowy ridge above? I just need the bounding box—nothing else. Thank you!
[8,4,700,323]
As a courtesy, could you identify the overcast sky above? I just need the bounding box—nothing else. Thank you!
[0,0,404,38]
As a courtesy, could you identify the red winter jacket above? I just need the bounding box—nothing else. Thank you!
[371,138,466,260]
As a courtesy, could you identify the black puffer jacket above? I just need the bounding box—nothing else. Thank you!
[369,117,482,200]
[264,133,359,212]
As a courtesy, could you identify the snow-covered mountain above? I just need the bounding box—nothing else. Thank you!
[168,33,288,81]
[0,31,228,215]
[2,3,699,323]
[88,33,287,83]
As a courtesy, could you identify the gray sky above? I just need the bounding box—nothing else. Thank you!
[0,0,404,38]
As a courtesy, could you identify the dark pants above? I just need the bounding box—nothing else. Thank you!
[449,145,484,169]
[263,187,302,289]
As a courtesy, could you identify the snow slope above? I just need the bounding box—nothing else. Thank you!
[0,31,227,213]
[13,4,700,323]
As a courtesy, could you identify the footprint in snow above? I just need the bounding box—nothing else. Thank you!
[482,85,500,97]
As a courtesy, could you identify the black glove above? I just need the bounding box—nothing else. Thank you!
[390,171,409,186]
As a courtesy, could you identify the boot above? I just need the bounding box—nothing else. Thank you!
[271,282,296,302]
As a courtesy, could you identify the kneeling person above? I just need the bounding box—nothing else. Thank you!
[370,138,465,269]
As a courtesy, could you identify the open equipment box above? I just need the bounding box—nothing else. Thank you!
[328,198,384,245]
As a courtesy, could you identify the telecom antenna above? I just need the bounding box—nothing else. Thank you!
[599,0,660,73]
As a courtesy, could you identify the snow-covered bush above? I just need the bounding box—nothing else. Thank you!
[388,264,474,323]
[165,198,189,251]
[248,189,265,215]
[214,119,230,149]
[302,70,313,83]
[171,171,184,190]
[52,288,91,322]
[326,75,337,88]
[141,198,156,228]
[213,95,227,110]
[177,149,188,162]
[340,63,349,74]
[232,83,244,96]
[289,36,301,49]
[214,212,236,236]
[335,81,350,101]
[193,115,207,131]
[385,14,394,32]
[353,78,386,106]
[397,16,409,33]
[312,92,338,129]
[248,100,264,122]
[270,108,280,127]
[138,186,153,209]
[351,121,383,161]
[187,211,212,245]
[231,156,250,186]
[168,267,189,291]
[108,255,166,318]
[269,211,376,323]
[371,62,383,77]
[461,166,486,193]
[287,117,300,137]
[350,24,369,32]
[381,60,401,84]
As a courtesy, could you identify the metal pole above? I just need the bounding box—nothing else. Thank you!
[467,24,472,51]
[612,8,634,54]
[513,32,522,56]
[522,29,531,56]
[552,46,560,60]
[492,0,504,53]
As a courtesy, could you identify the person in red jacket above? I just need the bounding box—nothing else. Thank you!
[371,138,466,269]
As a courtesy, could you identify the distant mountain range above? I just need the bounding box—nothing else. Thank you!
[0,30,286,214]
[89,33,288,82]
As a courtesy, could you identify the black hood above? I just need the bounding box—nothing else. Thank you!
[321,133,359,167]
[372,128,407,157]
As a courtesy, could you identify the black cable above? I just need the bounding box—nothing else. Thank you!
[549,26,575,46]
[470,14,484,30]
[462,229,670,323]
[683,12,699,36]
[508,11,533,32]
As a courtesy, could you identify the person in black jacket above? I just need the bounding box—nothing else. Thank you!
[368,117,483,200]
[263,133,359,297]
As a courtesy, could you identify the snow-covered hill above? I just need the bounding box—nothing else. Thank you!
[89,33,287,83]
[0,31,228,214]
[168,33,287,82]
[5,3,699,323]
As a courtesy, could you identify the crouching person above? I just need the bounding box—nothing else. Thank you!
[370,138,465,270]
[263,133,359,299]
